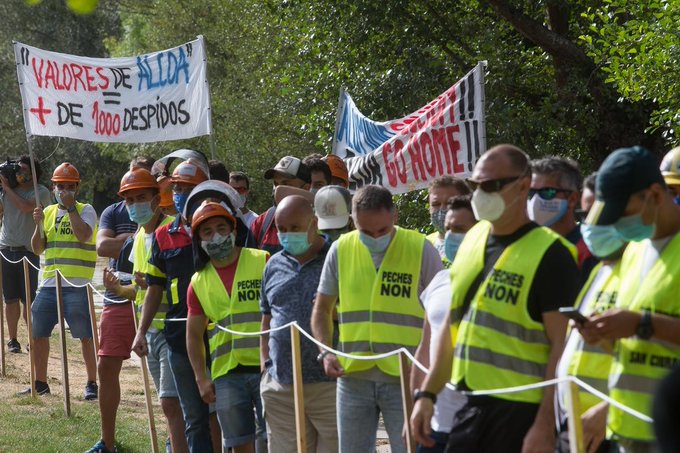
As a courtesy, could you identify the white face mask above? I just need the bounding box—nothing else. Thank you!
[527,195,568,227]
[471,189,506,222]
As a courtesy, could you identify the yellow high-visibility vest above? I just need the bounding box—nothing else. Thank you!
[427,231,450,268]
[566,261,620,414]
[132,216,174,331]
[337,227,425,376]
[191,248,267,380]
[451,221,576,403]
[608,235,680,442]
[43,202,98,281]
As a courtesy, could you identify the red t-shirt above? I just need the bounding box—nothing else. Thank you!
[187,259,239,317]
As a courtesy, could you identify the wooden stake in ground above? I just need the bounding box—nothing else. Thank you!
[130,301,159,453]
[290,325,307,453]
[566,380,585,453]
[399,351,416,453]
[55,271,71,416]
[86,285,99,356]
[0,258,5,378]
[23,258,36,396]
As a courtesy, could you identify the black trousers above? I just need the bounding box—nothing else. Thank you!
[444,397,539,453]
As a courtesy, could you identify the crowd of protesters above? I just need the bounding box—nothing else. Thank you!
[1,142,679,453]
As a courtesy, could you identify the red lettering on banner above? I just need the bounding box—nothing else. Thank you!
[96,67,110,90]
[71,63,86,91]
[29,57,110,92]
[383,142,398,187]
[431,128,450,173]
[408,137,426,182]
[394,139,407,184]
[31,58,44,88]
[420,133,439,177]
[445,125,464,174]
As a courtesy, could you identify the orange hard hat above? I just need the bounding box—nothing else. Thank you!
[118,168,158,196]
[157,176,174,208]
[171,160,208,186]
[191,201,236,235]
[51,162,80,183]
[323,154,349,186]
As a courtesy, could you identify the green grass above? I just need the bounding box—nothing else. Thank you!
[0,308,167,453]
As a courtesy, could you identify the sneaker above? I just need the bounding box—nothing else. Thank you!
[7,338,21,353]
[84,381,98,401]
[16,380,50,396]
[85,440,117,453]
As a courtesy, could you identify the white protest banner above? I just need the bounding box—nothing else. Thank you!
[14,36,211,143]
[333,62,486,194]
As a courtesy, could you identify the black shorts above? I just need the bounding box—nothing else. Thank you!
[1,250,39,304]
[445,397,539,453]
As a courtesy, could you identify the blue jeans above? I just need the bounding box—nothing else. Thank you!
[32,286,92,339]
[214,372,266,449]
[337,376,406,453]
[168,349,212,453]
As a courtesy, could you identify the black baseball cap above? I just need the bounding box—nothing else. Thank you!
[586,146,664,225]
[263,156,311,183]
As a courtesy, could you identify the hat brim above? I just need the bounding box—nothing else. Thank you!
[274,186,314,205]
[265,169,297,180]
[585,199,627,226]
[318,215,349,230]
[663,175,680,186]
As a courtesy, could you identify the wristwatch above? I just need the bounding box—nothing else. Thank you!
[636,310,654,340]
[316,350,333,363]
[67,205,77,213]
[413,389,437,405]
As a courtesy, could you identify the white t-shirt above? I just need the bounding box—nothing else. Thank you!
[240,209,258,228]
[420,268,467,433]
[555,263,613,425]
[41,204,98,288]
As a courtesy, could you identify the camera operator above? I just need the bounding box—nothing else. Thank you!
[0,156,51,353]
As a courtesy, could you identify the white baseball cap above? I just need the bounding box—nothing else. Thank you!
[314,185,351,230]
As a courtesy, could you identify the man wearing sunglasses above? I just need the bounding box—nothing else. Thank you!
[529,157,597,280]
[411,144,580,453]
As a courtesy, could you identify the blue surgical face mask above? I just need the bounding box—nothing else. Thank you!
[580,223,626,258]
[173,192,190,215]
[614,212,655,242]
[613,194,656,242]
[359,231,392,254]
[54,189,75,207]
[444,231,466,262]
[430,209,447,235]
[126,200,155,225]
[278,231,311,256]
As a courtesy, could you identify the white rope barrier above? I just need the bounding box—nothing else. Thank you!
[0,251,654,424]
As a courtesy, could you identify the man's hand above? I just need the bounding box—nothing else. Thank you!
[58,190,75,209]
[196,377,216,404]
[32,206,44,225]
[134,272,148,290]
[578,309,641,342]
[521,419,555,453]
[131,332,149,357]
[411,398,435,447]
[321,354,344,378]
[102,268,121,294]
[582,402,608,453]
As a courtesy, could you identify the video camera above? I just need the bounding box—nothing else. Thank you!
[0,159,21,189]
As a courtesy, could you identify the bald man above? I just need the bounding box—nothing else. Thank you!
[411,144,580,453]
[259,196,338,452]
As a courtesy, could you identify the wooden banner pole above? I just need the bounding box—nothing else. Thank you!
[131,301,159,453]
[55,272,70,416]
[23,259,35,396]
[290,325,307,453]
[399,351,416,453]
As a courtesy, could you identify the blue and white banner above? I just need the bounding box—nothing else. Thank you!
[333,62,486,194]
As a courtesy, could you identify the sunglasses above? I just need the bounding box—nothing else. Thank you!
[466,175,523,193]
[528,187,572,200]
